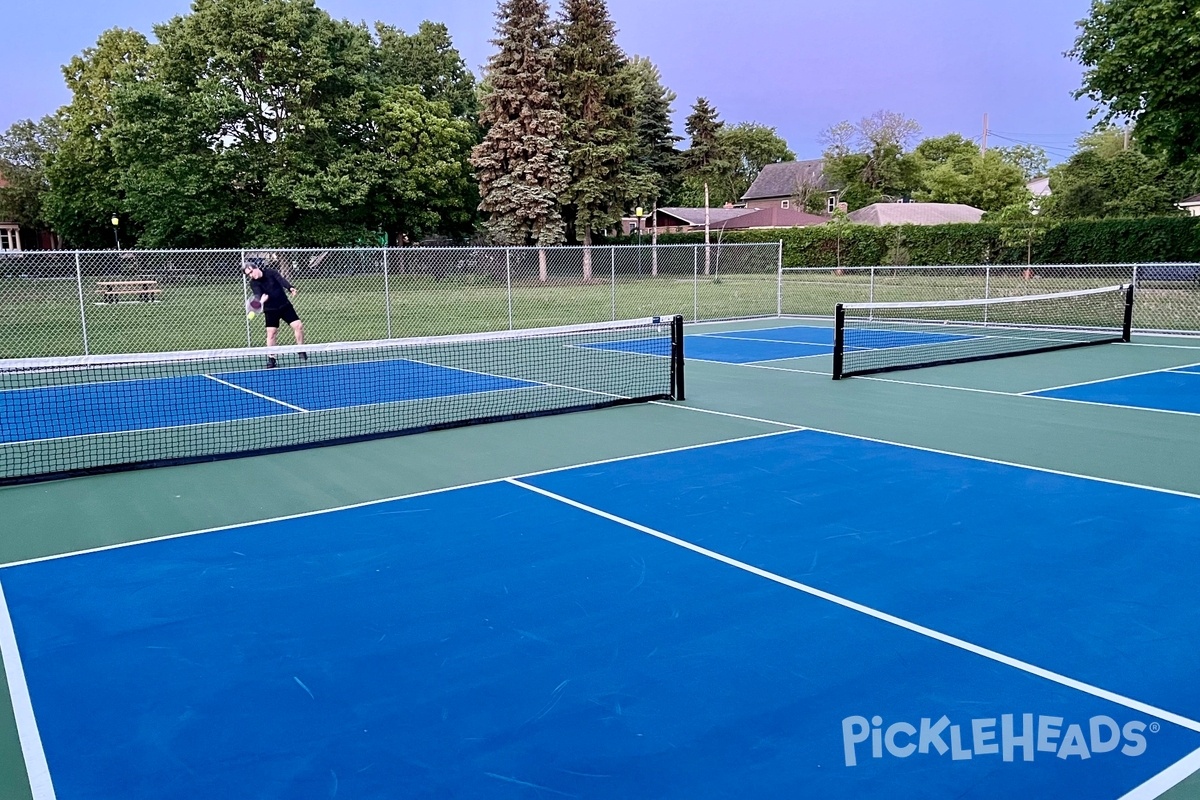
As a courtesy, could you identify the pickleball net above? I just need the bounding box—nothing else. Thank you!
[1,315,684,484]
[833,284,1133,379]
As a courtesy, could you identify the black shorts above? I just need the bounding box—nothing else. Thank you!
[264,303,300,328]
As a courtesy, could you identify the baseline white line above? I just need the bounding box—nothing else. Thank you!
[0,582,56,800]
[1021,360,1200,395]
[0,429,798,570]
[1118,747,1200,800]
[202,375,310,413]
[650,402,1200,500]
[507,478,1200,733]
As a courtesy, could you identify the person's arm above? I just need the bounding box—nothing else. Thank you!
[248,278,266,304]
[278,271,297,298]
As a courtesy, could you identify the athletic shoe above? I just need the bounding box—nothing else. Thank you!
[266,356,277,368]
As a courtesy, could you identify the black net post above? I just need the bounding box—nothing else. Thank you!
[1122,285,1135,342]
[832,303,846,380]
[670,314,685,400]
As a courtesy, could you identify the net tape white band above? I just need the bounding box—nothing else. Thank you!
[840,284,1130,312]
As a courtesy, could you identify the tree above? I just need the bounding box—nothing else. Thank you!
[471,0,570,258]
[674,97,731,207]
[716,123,794,206]
[375,21,479,122]
[1040,129,1195,219]
[623,56,680,213]
[819,110,922,209]
[43,27,151,247]
[555,0,636,279]
[915,144,1029,213]
[1071,0,1200,163]
[994,143,1049,181]
[0,116,63,231]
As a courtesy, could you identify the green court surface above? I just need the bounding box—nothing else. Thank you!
[1,320,1199,799]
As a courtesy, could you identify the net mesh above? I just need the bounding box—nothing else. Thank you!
[1,316,683,484]
[833,285,1133,379]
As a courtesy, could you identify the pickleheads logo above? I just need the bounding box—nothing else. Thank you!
[842,714,1156,767]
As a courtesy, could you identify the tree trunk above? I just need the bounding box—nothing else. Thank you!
[582,228,593,281]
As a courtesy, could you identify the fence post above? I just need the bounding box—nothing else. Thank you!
[611,246,617,321]
[241,249,252,347]
[382,247,392,338]
[74,252,89,355]
[776,240,783,317]
[506,250,513,330]
[984,265,991,325]
[693,246,699,321]
[868,266,875,318]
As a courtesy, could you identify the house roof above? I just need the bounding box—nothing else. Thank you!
[1027,176,1051,197]
[740,159,827,200]
[846,202,984,226]
[655,207,758,226]
[1179,194,1200,206]
[716,206,827,230]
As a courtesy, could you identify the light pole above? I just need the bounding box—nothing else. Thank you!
[110,214,121,251]
[635,206,644,277]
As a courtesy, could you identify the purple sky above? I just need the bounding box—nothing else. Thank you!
[2,0,1097,162]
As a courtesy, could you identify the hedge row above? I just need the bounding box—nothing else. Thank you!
[637,216,1200,267]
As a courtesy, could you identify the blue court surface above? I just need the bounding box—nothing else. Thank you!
[0,360,535,443]
[4,430,1200,799]
[589,324,973,364]
[1031,367,1200,415]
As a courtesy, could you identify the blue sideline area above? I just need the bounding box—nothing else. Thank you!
[0,360,536,443]
[4,431,1200,798]
[589,325,974,364]
[1031,368,1200,415]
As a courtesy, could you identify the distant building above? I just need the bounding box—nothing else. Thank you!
[740,160,837,214]
[0,173,20,252]
[639,207,758,234]
[1177,194,1200,217]
[1027,176,1051,214]
[714,206,827,230]
[846,202,985,226]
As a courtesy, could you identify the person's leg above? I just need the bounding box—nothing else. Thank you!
[289,319,304,345]
[264,323,280,367]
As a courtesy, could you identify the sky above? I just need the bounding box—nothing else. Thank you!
[1,0,1098,163]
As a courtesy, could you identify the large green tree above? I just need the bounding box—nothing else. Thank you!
[674,97,730,207]
[0,116,63,232]
[471,0,569,251]
[1071,0,1200,163]
[719,123,794,205]
[819,110,922,209]
[912,134,1030,212]
[1040,130,1196,219]
[375,20,479,123]
[43,27,151,247]
[556,0,636,278]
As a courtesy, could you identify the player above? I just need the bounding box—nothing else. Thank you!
[243,260,306,367]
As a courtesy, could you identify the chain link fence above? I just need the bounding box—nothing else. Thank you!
[2,248,1197,358]
[781,263,1200,335]
[0,243,781,358]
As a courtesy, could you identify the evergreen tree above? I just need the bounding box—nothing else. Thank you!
[471,0,569,253]
[556,0,636,279]
[675,97,732,207]
[624,56,680,212]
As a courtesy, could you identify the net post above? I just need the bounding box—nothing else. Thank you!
[670,314,685,401]
[1122,284,1134,342]
[832,303,845,380]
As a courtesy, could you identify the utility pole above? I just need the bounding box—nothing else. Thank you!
[981,113,988,156]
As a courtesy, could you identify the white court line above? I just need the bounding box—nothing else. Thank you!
[202,375,309,413]
[508,478,1200,734]
[1020,359,1200,395]
[1119,747,1200,800]
[0,582,56,800]
[0,429,797,570]
[652,402,1200,501]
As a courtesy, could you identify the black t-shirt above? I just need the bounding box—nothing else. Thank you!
[249,268,295,311]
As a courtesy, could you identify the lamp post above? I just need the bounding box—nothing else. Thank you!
[110,214,121,251]
[635,206,644,277]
